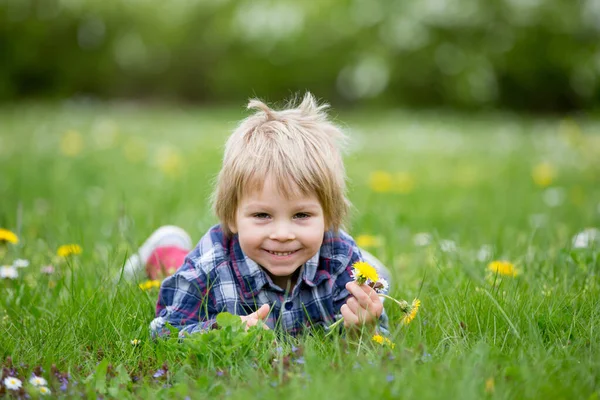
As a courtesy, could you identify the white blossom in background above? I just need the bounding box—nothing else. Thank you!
[0,266,18,279]
[572,228,599,249]
[13,259,30,268]
[440,239,457,253]
[29,376,48,387]
[337,56,390,100]
[528,213,548,228]
[542,187,566,208]
[3,377,22,390]
[477,245,493,262]
[413,232,432,247]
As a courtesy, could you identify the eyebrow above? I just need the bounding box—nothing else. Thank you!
[242,202,321,211]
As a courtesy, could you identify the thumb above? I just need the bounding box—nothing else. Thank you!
[255,304,270,320]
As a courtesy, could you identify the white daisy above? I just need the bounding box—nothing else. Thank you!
[29,375,48,387]
[39,386,51,396]
[572,228,599,249]
[3,376,22,390]
[375,277,390,294]
[13,259,30,268]
[0,265,18,279]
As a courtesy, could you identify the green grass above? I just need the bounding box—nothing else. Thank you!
[1,103,599,399]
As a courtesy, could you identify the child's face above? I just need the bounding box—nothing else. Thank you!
[230,176,325,286]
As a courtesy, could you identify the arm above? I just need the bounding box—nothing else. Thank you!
[151,258,220,338]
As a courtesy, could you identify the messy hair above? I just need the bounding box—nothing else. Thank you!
[212,92,350,236]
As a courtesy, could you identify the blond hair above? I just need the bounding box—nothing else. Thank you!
[212,92,350,236]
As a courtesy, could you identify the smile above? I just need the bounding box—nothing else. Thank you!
[265,249,298,256]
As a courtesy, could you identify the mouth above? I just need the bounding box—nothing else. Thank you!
[264,249,299,257]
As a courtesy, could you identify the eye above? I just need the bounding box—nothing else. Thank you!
[253,213,270,219]
[294,212,311,219]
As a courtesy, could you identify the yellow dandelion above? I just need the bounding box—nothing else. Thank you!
[60,130,84,157]
[394,172,415,194]
[372,334,395,349]
[485,377,495,394]
[356,234,383,249]
[488,260,518,277]
[123,137,148,164]
[531,162,554,188]
[0,229,19,244]
[352,261,379,284]
[156,146,183,178]
[139,280,161,291]
[57,244,83,257]
[369,170,393,193]
[402,299,421,325]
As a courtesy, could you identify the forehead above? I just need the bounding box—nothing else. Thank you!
[240,173,319,205]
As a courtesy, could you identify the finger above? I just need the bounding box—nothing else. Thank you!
[256,304,270,320]
[361,284,380,302]
[345,282,371,308]
[341,304,358,327]
[346,297,360,314]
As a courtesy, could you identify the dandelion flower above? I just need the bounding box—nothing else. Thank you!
[352,261,379,285]
[488,260,518,277]
[57,244,83,257]
[139,280,161,291]
[532,162,554,188]
[485,377,495,394]
[3,376,22,390]
[401,299,421,325]
[356,234,383,249]
[131,339,141,346]
[372,334,395,349]
[60,130,84,157]
[0,265,18,279]
[39,386,51,396]
[29,376,48,387]
[13,258,30,268]
[369,171,393,193]
[0,228,19,244]
[394,172,414,194]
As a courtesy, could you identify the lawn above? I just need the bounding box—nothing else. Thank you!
[1,102,599,399]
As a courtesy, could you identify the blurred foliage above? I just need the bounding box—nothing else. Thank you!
[1,0,599,111]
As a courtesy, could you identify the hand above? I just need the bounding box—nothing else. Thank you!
[240,304,270,330]
[341,282,383,329]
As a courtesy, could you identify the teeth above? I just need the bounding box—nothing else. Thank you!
[268,250,293,256]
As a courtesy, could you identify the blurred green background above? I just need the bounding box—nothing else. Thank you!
[2,0,599,111]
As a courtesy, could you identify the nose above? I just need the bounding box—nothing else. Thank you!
[269,221,296,241]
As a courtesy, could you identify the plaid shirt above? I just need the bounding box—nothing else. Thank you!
[151,224,388,337]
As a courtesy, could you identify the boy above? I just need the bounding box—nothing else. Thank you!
[126,93,389,337]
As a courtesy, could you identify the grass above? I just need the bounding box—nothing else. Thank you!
[1,102,599,399]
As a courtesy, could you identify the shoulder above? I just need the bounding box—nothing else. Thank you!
[178,224,231,281]
[319,229,360,276]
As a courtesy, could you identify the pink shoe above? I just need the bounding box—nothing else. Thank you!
[120,226,192,281]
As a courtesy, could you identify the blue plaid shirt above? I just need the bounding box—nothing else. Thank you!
[151,224,388,337]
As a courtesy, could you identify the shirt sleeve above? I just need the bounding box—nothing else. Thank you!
[150,254,221,338]
[331,240,390,334]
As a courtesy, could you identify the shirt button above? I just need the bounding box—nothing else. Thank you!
[284,301,293,310]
